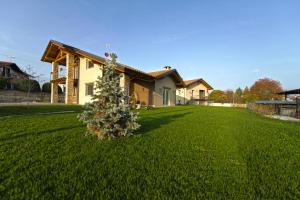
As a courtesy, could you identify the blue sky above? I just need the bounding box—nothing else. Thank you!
[0,0,299,90]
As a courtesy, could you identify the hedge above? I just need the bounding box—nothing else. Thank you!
[0,78,8,89]
[15,79,41,92]
[42,82,63,94]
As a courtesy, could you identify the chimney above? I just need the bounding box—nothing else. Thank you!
[164,66,172,70]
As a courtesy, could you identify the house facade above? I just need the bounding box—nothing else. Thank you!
[176,79,213,105]
[41,40,182,106]
[41,40,212,107]
[149,67,185,106]
[0,61,29,89]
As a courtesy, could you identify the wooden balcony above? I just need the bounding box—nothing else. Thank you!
[50,77,66,84]
[191,95,208,101]
[50,77,78,86]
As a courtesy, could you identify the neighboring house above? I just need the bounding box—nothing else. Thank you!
[0,61,30,89]
[41,40,211,107]
[176,78,213,105]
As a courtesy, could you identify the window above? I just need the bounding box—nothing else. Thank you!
[85,83,94,96]
[163,88,170,106]
[0,67,4,76]
[74,66,78,79]
[73,87,77,96]
[87,60,94,69]
[199,90,205,99]
[159,88,163,94]
[62,86,66,93]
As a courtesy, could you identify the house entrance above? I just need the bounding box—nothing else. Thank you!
[163,88,170,106]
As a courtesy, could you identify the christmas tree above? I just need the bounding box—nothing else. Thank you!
[78,53,140,139]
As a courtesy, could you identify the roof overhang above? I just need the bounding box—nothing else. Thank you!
[41,40,154,80]
[153,69,185,87]
[183,78,213,90]
[41,40,107,67]
[198,79,213,90]
[277,89,300,95]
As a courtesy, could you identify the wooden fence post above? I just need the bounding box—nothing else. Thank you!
[296,98,300,119]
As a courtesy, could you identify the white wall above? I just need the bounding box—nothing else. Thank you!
[78,58,102,105]
[154,76,177,106]
[187,82,209,97]
[176,88,186,104]
[176,82,210,104]
[207,102,247,108]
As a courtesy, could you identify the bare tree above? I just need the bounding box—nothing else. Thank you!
[22,65,43,105]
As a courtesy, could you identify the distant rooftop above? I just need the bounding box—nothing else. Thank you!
[256,100,296,105]
[0,61,30,76]
[277,89,300,95]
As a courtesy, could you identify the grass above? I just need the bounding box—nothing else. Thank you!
[0,105,299,199]
[0,105,83,117]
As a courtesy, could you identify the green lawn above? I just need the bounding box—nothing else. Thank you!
[0,106,299,199]
[0,105,83,117]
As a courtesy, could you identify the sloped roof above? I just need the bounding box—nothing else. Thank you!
[277,89,300,95]
[148,69,185,86]
[256,100,296,105]
[0,61,29,76]
[148,69,171,77]
[41,40,154,79]
[183,78,213,90]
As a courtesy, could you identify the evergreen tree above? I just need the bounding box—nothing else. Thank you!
[243,86,255,103]
[234,87,243,103]
[78,53,140,139]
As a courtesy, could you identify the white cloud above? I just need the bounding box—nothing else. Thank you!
[252,68,260,73]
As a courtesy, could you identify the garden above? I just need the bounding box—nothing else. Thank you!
[0,105,299,199]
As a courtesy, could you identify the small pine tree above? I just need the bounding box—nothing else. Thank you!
[78,53,140,139]
[234,87,243,103]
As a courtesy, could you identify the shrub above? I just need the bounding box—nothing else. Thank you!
[42,82,63,94]
[0,78,8,89]
[247,103,275,115]
[15,79,41,92]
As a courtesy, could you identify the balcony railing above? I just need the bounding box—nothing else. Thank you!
[191,95,208,101]
[1,72,12,78]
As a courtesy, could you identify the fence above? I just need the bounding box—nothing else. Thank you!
[0,90,63,103]
[207,102,247,108]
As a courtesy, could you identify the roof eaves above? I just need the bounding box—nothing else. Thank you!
[41,40,154,78]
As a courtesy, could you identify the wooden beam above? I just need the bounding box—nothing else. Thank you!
[54,55,66,63]
[55,50,62,60]
[42,43,53,62]
[50,77,66,84]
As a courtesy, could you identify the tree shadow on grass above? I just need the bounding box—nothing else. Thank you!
[137,111,193,135]
[0,125,83,142]
[141,107,195,117]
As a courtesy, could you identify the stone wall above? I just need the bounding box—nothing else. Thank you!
[0,90,64,103]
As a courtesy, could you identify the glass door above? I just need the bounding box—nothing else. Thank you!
[163,88,169,106]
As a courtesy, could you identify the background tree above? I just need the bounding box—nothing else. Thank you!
[250,78,282,100]
[42,82,62,94]
[225,90,234,103]
[234,87,243,103]
[16,65,44,95]
[243,86,256,103]
[0,78,8,89]
[15,79,41,92]
[208,90,227,103]
[78,53,140,140]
